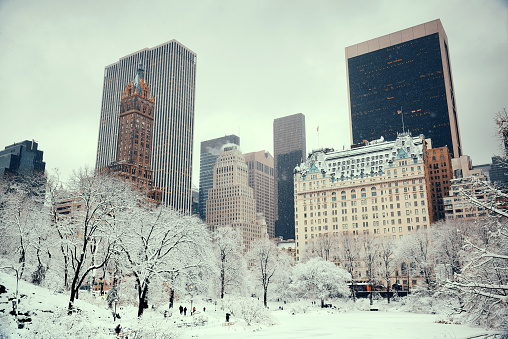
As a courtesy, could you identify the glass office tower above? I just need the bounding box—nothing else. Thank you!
[346,19,462,158]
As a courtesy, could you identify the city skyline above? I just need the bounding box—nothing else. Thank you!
[1,1,507,187]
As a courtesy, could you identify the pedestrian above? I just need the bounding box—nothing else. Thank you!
[184,307,187,316]
[179,305,183,315]
[115,324,122,335]
[226,313,230,323]
[203,307,206,312]
[193,307,196,315]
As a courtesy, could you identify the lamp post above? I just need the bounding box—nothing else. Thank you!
[188,284,195,316]
[113,298,118,322]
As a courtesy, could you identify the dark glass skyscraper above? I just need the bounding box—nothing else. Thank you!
[346,19,462,158]
[273,113,306,240]
[0,140,45,176]
[96,40,196,212]
[199,135,240,220]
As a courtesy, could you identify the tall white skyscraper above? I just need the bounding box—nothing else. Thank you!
[96,40,197,211]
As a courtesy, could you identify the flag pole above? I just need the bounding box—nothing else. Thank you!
[401,107,405,133]
[398,107,405,133]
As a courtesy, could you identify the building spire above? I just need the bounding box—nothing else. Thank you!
[133,57,145,92]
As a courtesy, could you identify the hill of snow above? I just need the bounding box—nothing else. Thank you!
[0,272,497,338]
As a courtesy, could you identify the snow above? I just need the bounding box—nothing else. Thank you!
[0,272,497,339]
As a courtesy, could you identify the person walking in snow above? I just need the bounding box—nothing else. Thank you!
[179,305,183,315]
[192,307,196,315]
[226,313,230,322]
[184,307,187,316]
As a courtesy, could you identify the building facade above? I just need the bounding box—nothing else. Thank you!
[0,140,45,176]
[273,113,306,240]
[244,150,276,238]
[107,61,159,198]
[206,145,267,249]
[346,19,462,158]
[444,155,489,221]
[199,135,240,220]
[96,40,196,212]
[444,174,489,221]
[489,156,508,188]
[424,147,452,222]
[293,133,431,262]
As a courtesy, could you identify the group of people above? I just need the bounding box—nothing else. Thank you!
[179,305,205,316]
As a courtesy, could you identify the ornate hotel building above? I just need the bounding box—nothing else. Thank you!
[96,40,196,212]
[206,145,267,249]
[244,150,275,239]
[293,133,431,262]
[346,19,462,158]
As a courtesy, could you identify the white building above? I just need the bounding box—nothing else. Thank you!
[294,133,432,262]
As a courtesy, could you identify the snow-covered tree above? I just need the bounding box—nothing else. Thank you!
[118,205,212,317]
[0,173,49,314]
[397,229,435,291]
[212,226,246,299]
[64,168,135,314]
[248,238,292,307]
[360,235,380,305]
[301,234,340,262]
[445,177,508,328]
[291,257,350,307]
[377,237,397,303]
[339,233,360,301]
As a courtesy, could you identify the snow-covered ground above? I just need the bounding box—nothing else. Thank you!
[0,272,498,338]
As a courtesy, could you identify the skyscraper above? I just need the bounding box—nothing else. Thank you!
[273,113,306,240]
[107,61,158,198]
[206,145,267,249]
[0,140,45,176]
[244,150,275,238]
[199,135,240,220]
[346,19,462,158]
[96,40,196,211]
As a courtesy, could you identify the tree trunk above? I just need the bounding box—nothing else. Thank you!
[350,279,356,302]
[138,282,149,317]
[387,281,391,304]
[369,286,373,306]
[220,266,225,299]
[263,288,267,307]
[169,289,174,309]
[68,250,85,314]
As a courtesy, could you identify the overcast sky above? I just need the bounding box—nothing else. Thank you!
[1,0,507,187]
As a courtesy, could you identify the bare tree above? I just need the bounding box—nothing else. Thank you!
[248,238,292,307]
[64,169,134,314]
[119,205,212,317]
[301,234,340,262]
[213,226,245,299]
[378,237,397,303]
[397,229,435,291]
[0,173,48,315]
[339,233,361,301]
[359,235,380,305]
